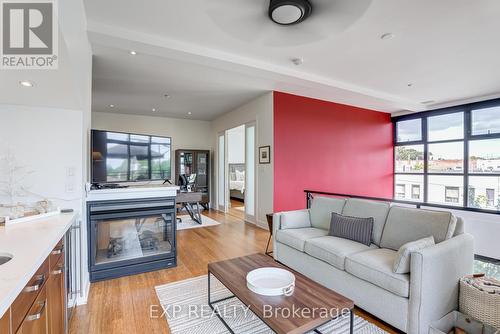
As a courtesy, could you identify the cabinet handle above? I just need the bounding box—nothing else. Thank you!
[24,274,45,292]
[26,300,46,321]
[52,265,64,275]
[51,247,63,255]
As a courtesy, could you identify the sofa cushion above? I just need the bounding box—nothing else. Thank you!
[380,206,457,251]
[280,209,311,229]
[310,196,346,230]
[328,213,374,246]
[304,236,377,270]
[393,236,435,274]
[342,198,391,246]
[276,228,328,252]
[345,248,410,298]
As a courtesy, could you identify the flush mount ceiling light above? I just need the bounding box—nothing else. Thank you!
[129,50,137,55]
[19,80,34,87]
[188,112,192,115]
[269,0,312,25]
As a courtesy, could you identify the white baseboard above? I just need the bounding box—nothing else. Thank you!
[256,219,269,230]
[75,281,90,306]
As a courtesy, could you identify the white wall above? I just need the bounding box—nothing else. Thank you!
[91,112,213,179]
[0,105,84,210]
[211,92,274,228]
[227,125,245,164]
[440,208,500,259]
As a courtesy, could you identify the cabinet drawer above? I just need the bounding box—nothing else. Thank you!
[11,258,49,333]
[0,309,10,334]
[49,239,64,270]
[16,285,48,334]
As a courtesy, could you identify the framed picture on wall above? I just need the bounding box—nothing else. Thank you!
[259,146,271,164]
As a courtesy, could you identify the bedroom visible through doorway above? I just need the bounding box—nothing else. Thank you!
[227,125,246,219]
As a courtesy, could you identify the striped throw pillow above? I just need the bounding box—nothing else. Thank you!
[328,212,374,246]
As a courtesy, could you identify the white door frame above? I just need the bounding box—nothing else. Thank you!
[217,131,228,213]
[244,122,256,223]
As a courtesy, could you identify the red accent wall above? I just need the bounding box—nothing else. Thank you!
[273,91,394,212]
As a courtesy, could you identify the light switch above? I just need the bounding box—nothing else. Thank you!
[67,167,75,177]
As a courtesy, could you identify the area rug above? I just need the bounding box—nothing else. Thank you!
[155,275,388,334]
[176,215,220,231]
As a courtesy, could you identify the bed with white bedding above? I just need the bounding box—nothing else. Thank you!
[229,164,245,200]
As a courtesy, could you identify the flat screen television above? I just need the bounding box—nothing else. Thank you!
[91,129,172,183]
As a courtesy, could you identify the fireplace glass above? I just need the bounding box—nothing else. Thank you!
[94,213,174,266]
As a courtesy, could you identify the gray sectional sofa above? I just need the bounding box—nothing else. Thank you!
[273,196,474,334]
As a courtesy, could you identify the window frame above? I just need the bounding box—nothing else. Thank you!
[393,98,500,215]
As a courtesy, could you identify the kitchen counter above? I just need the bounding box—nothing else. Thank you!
[0,212,76,318]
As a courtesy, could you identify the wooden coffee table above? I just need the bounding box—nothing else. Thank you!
[208,253,354,334]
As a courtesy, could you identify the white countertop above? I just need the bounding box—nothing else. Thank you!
[86,184,179,202]
[0,212,76,318]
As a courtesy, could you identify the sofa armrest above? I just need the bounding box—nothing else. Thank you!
[408,233,474,334]
[274,209,311,231]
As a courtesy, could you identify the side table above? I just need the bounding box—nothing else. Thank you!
[265,213,273,256]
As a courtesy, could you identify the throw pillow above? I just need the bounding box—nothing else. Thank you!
[393,236,435,274]
[328,212,374,246]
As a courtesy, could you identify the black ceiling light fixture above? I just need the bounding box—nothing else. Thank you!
[269,0,312,26]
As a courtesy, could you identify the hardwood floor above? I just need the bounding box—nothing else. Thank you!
[228,198,245,220]
[69,210,399,334]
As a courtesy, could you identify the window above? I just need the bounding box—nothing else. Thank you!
[445,186,460,203]
[428,142,464,173]
[469,138,500,173]
[395,184,406,198]
[395,175,423,201]
[393,99,500,212]
[428,112,464,141]
[472,106,500,136]
[411,185,421,200]
[396,119,422,142]
[395,145,424,173]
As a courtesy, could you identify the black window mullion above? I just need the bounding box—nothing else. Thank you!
[423,117,429,203]
[464,109,471,207]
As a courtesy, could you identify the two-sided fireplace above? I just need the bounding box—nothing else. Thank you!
[87,197,176,282]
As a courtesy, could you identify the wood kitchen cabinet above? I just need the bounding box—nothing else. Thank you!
[16,286,48,334]
[2,238,66,334]
[0,309,10,334]
[47,256,64,334]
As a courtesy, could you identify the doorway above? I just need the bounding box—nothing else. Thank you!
[227,125,246,219]
[217,123,256,223]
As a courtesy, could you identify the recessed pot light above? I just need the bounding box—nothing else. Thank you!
[129,51,137,55]
[152,108,157,112]
[380,33,395,40]
[19,80,34,87]
[188,112,192,115]
[109,104,115,108]
[269,0,312,25]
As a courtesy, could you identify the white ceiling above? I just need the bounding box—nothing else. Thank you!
[84,0,500,120]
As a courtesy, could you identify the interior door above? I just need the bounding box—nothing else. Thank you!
[245,123,256,222]
[217,133,228,212]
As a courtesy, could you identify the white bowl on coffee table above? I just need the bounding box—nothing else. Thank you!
[246,267,295,296]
